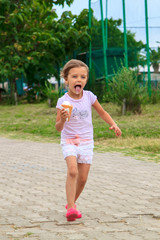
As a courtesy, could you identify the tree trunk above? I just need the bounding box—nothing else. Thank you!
[14,92,18,105]
[122,98,126,115]
[153,64,159,73]
[10,78,18,105]
[48,98,51,107]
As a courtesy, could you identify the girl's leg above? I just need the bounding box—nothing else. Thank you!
[75,163,91,202]
[66,156,78,209]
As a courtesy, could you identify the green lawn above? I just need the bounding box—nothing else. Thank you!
[0,102,160,163]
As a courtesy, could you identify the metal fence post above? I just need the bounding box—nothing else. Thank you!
[122,0,128,69]
[100,0,108,89]
[144,0,151,97]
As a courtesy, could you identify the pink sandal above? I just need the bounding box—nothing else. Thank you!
[66,208,78,221]
[65,204,82,219]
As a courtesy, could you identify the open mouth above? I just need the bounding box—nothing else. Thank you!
[74,85,81,93]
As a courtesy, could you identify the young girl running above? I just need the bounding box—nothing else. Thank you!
[55,59,121,221]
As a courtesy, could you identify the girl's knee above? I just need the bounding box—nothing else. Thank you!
[68,167,78,178]
[79,176,87,186]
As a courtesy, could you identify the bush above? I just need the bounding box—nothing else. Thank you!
[148,88,160,104]
[87,67,108,102]
[109,67,143,114]
[43,81,59,107]
[48,91,59,107]
[25,85,46,103]
[138,84,160,105]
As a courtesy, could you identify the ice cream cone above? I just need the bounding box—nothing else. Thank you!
[61,101,73,121]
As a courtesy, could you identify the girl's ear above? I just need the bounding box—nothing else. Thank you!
[64,79,68,86]
[65,76,68,82]
[64,79,69,91]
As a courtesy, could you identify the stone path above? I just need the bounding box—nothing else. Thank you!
[0,137,160,240]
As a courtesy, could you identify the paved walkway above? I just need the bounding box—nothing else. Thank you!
[0,137,160,240]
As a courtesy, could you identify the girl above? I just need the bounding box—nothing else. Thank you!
[55,59,121,221]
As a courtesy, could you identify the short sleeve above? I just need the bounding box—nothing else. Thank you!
[89,91,97,105]
[56,97,63,109]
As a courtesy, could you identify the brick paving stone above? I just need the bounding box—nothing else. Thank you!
[0,137,160,240]
[112,232,144,240]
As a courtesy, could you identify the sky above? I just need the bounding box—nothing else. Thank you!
[55,0,160,48]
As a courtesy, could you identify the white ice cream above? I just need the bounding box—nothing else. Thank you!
[61,101,72,121]
[62,101,71,106]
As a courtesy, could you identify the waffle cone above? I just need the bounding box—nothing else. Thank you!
[61,104,73,121]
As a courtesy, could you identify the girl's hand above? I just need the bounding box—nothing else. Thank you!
[60,108,69,122]
[109,124,122,137]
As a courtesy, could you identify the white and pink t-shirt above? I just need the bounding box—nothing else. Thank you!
[56,90,97,142]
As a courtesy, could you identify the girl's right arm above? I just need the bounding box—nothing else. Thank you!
[55,109,69,132]
[92,100,122,137]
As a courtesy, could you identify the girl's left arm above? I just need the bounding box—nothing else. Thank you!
[92,100,122,137]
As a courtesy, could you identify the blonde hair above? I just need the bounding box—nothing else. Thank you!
[60,59,89,79]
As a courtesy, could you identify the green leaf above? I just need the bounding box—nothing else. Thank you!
[18,13,23,22]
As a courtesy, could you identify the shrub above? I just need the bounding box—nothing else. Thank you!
[48,91,59,107]
[43,81,59,107]
[138,84,160,105]
[87,67,108,102]
[109,67,143,114]
[25,85,45,103]
[148,88,160,104]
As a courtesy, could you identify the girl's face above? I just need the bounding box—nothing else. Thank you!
[65,67,88,99]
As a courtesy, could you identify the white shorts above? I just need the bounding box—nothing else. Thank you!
[61,139,94,164]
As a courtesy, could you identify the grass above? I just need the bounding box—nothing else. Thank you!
[0,102,160,163]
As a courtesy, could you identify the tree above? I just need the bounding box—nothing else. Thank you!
[109,66,142,114]
[0,0,89,104]
[150,47,160,73]
[56,10,89,56]
[89,16,145,67]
